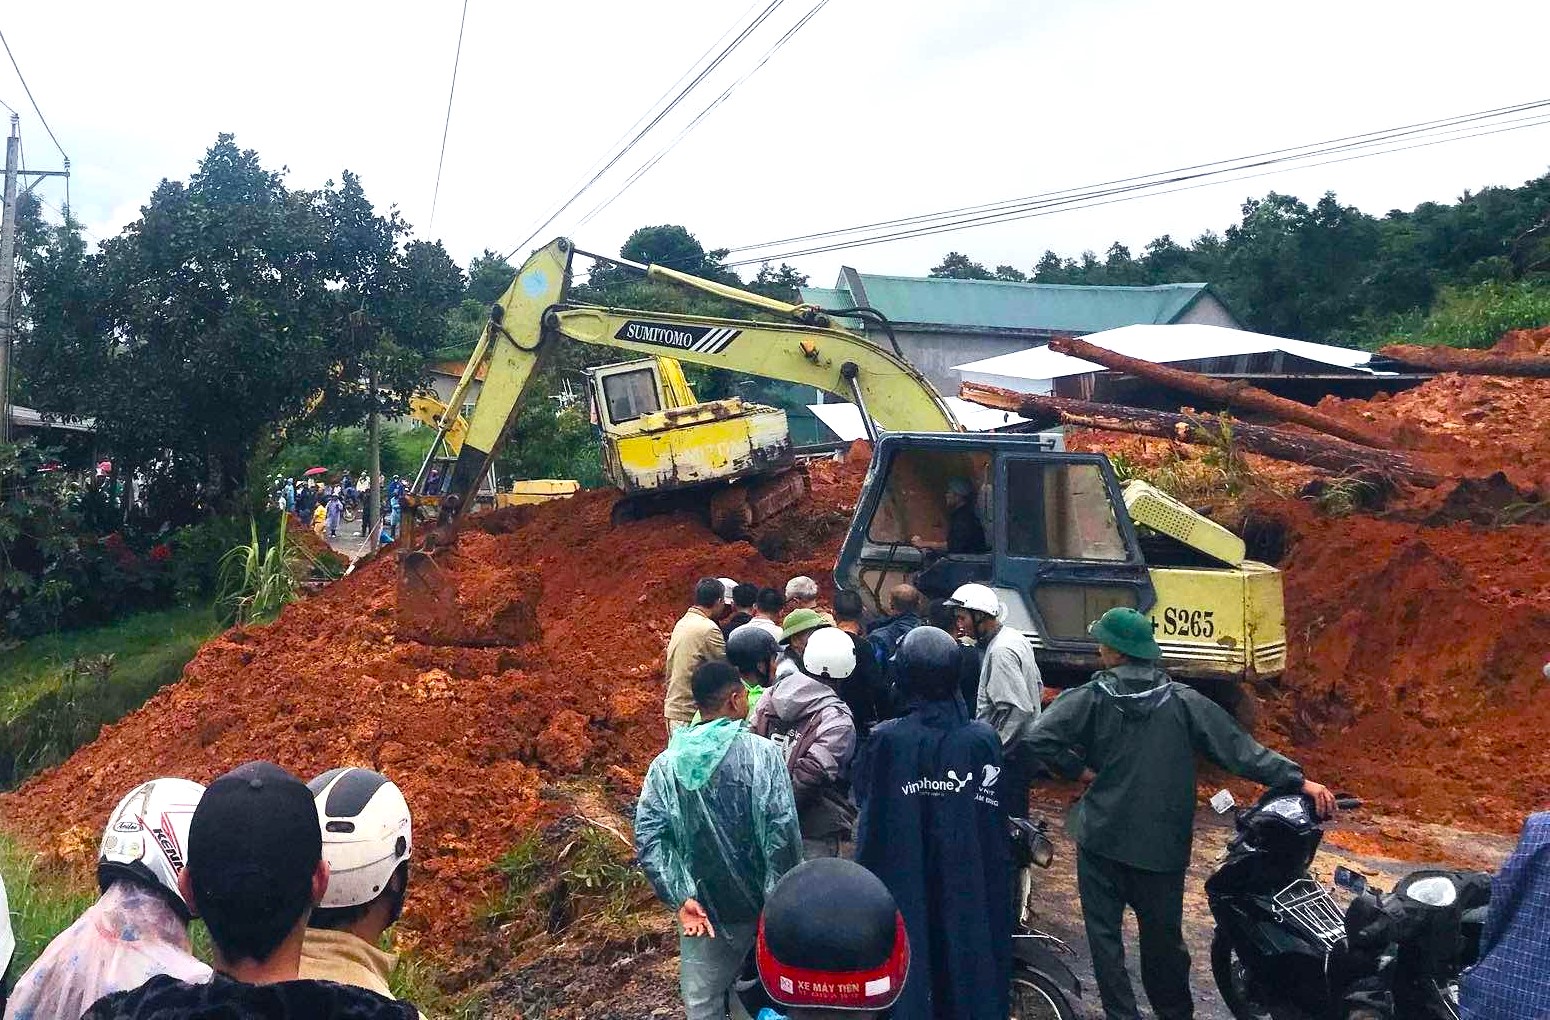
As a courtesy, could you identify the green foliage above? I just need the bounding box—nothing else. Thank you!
[929,251,994,279]
[16,136,465,517]
[559,826,647,922]
[1376,280,1550,349]
[218,516,310,626]
[0,606,217,786]
[266,426,439,483]
[494,405,604,487]
[0,833,98,975]
[956,173,1550,344]
[1310,477,1378,518]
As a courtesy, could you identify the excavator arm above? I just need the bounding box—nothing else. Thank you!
[421,237,960,520]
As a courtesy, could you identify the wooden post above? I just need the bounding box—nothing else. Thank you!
[1046,336,1395,449]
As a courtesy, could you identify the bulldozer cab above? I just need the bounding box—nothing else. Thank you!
[837,432,1157,672]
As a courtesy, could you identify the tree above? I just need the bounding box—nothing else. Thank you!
[929,252,993,280]
[466,249,515,306]
[993,265,1028,282]
[749,262,809,302]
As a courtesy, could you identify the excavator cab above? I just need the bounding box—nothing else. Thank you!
[837,433,1285,686]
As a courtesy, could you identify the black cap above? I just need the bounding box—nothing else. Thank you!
[188,761,321,915]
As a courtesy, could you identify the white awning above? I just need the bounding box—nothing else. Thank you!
[808,397,1031,442]
[953,322,1390,391]
[7,405,96,433]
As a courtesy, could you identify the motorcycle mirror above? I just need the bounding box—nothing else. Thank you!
[1333,866,1368,894]
[1209,789,1236,815]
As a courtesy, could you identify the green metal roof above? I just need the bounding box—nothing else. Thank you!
[800,272,1217,334]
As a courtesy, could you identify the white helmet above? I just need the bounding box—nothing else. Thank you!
[945,582,1005,620]
[98,777,206,915]
[801,627,857,681]
[719,577,738,605]
[309,768,412,909]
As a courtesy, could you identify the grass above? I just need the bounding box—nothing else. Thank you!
[0,832,99,977]
[0,605,219,788]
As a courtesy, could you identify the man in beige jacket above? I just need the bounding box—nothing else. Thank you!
[664,578,730,734]
[298,767,414,998]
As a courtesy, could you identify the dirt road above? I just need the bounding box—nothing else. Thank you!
[1027,795,1513,1019]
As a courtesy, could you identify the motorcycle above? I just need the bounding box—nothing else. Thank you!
[732,815,1082,1020]
[1205,788,1489,1020]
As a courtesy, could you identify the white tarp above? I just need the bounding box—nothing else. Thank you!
[953,323,1390,392]
[808,398,1034,442]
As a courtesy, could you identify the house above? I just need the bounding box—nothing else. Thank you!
[425,359,486,420]
[799,269,1240,394]
[954,323,1429,406]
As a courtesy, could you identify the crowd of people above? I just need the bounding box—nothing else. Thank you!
[639,572,1350,1020]
[271,473,416,545]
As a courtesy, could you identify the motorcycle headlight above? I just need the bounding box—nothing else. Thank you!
[1404,875,1458,907]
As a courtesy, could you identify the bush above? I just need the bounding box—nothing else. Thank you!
[1379,280,1550,349]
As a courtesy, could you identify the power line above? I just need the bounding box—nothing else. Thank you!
[504,0,789,259]
[719,108,1550,267]
[574,0,834,229]
[429,0,470,231]
[0,28,66,160]
[724,97,1550,258]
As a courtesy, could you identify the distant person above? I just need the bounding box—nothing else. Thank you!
[852,627,1012,1020]
[325,494,343,540]
[311,502,328,539]
[1025,607,1333,1020]
[784,576,820,613]
[945,583,1041,820]
[751,627,858,859]
[664,578,731,735]
[911,477,987,555]
[7,779,211,1020]
[731,588,784,643]
[299,769,413,998]
[283,478,296,514]
[81,761,416,1019]
[830,589,885,735]
[752,859,910,1020]
[721,583,759,638]
[927,597,983,713]
[424,467,441,495]
[1461,811,1550,1020]
[294,483,314,523]
[635,662,803,1020]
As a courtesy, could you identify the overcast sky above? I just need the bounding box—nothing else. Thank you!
[5,0,1549,289]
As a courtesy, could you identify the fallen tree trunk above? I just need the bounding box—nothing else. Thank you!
[959,383,1441,487]
[1377,343,1550,378]
[1047,335,1395,449]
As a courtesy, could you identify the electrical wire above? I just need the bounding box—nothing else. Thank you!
[504,0,789,259]
[720,110,1550,267]
[429,0,471,230]
[723,97,1550,258]
[0,28,66,160]
[573,0,834,229]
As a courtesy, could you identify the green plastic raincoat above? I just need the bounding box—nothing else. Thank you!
[634,718,803,926]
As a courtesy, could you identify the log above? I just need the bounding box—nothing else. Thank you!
[1377,344,1550,378]
[1046,335,1394,449]
[958,383,1441,488]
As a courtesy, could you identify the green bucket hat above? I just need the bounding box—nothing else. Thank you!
[780,608,833,643]
[1088,607,1161,660]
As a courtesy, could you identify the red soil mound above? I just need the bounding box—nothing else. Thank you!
[0,467,859,958]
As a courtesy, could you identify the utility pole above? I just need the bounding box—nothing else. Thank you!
[0,115,19,445]
[0,113,70,446]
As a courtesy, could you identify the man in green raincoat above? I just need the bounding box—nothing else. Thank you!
[636,661,804,1020]
[1025,607,1335,1020]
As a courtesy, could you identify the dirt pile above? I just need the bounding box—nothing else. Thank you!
[0,456,866,961]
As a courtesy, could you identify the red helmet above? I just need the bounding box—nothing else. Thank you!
[756,859,909,1011]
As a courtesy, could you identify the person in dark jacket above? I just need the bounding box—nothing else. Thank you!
[82,761,415,1020]
[721,583,759,638]
[832,590,886,734]
[1025,607,1335,1020]
[853,627,1011,1020]
[927,598,982,713]
[865,584,923,711]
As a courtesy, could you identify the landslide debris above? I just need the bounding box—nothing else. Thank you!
[0,455,867,964]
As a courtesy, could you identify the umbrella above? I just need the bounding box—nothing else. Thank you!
[304,466,329,477]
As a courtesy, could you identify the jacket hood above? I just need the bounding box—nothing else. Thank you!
[667,717,744,791]
[1094,663,1175,718]
[769,671,848,724]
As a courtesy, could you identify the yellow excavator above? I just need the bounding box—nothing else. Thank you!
[401,237,1286,691]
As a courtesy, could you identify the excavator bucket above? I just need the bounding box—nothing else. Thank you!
[394,499,543,647]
